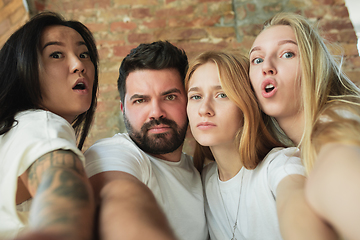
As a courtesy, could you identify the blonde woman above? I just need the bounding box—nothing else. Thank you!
[249,12,360,240]
[185,51,334,240]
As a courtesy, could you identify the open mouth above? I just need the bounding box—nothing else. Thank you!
[265,83,275,93]
[72,82,86,90]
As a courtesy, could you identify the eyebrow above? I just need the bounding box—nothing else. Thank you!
[42,41,86,51]
[129,88,182,101]
[249,39,298,55]
[187,85,222,93]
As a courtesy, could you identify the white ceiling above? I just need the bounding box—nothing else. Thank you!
[345,0,360,53]
[346,0,360,32]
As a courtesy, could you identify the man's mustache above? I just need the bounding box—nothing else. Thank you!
[141,118,178,133]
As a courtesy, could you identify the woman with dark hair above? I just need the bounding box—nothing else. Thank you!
[0,11,98,240]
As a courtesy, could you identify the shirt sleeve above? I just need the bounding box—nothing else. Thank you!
[84,135,151,182]
[266,147,305,198]
[4,110,85,176]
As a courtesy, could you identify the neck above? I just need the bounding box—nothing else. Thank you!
[211,143,243,181]
[276,110,304,146]
[149,144,183,162]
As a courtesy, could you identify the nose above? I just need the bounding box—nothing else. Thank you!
[198,97,215,117]
[70,55,86,74]
[262,59,277,76]
[149,99,166,120]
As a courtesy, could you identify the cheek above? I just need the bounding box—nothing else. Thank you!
[186,105,196,125]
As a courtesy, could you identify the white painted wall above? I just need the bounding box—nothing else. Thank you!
[345,0,360,54]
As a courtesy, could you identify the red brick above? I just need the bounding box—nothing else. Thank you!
[97,47,111,60]
[345,71,360,86]
[246,3,256,12]
[143,19,166,29]
[155,6,194,18]
[113,0,158,6]
[339,29,357,43]
[207,27,235,39]
[236,6,247,20]
[322,32,339,42]
[330,5,349,18]
[318,19,353,31]
[86,23,108,33]
[168,16,221,28]
[238,24,263,37]
[177,41,229,54]
[113,45,138,57]
[156,28,207,41]
[348,56,360,68]
[132,8,151,19]
[111,21,137,32]
[98,83,120,100]
[223,11,235,25]
[341,43,359,56]
[62,0,111,9]
[0,18,10,36]
[128,32,155,44]
[311,0,334,5]
[99,71,120,85]
[34,0,45,11]
[304,7,327,19]
[198,0,229,2]
[263,3,282,13]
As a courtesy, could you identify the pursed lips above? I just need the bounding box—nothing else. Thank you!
[197,122,216,130]
[261,78,277,98]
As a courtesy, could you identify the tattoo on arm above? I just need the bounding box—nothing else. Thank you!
[26,150,94,240]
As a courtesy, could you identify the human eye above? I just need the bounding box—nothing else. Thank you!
[133,99,145,104]
[80,51,90,59]
[189,94,201,100]
[50,52,63,59]
[216,92,227,99]
[251,57,263,64]
[165,94,177,101]
[281,52,295,59]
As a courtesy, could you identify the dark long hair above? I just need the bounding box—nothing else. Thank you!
[0,11,99,150]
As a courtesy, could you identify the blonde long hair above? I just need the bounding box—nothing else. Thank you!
[185,51,282,172]
[262,12,360,173]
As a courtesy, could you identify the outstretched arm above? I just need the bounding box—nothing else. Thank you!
[90,171,177,240]
[19,150,94,240]
[277,174,338,240]
[306,143,360,240]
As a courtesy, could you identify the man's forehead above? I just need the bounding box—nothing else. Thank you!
[125,69,184,96]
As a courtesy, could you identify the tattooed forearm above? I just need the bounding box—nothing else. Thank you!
[27,150,85,192]
[25,150,94,240]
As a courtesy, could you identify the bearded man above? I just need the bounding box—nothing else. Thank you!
[85,41,208,240]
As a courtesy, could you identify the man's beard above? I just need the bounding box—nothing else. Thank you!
[124,114,188,155]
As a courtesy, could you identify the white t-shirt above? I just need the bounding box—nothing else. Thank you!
[202,147,305,240]
[0,110,85,239]
[85,133,209,240]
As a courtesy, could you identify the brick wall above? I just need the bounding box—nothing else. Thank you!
[0,0,29,47]
[7,0,360,152]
